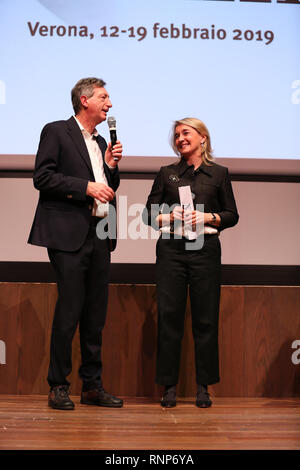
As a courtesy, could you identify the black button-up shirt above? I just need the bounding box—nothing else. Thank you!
[145,158,239,232]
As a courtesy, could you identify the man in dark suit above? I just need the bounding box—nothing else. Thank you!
[28,77,123,410]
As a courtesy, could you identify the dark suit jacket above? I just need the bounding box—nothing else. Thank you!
[28,116,120,252]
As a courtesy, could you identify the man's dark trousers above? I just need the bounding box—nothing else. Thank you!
[47,222,110,392]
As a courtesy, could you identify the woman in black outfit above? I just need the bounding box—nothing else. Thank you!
[144,118,239,408]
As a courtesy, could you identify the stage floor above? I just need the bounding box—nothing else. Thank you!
[0,396,299,451]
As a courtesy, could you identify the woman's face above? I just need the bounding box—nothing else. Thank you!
[174,124,206,159]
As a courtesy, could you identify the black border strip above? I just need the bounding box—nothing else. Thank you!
[0,262,299,285]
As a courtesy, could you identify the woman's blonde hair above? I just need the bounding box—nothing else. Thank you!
[170,117,214,165]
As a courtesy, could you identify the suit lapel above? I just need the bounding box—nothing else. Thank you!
[66,116,94,176]
[94,134,112,185]
[66,116,113,186]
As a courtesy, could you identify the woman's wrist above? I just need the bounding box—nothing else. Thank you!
[207,212,221,226]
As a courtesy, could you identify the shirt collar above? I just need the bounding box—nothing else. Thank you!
[73,116,99,139]
[177,157,213,177]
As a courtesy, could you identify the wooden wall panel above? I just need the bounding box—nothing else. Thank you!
[0,283,299,397]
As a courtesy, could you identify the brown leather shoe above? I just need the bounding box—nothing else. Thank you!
[80,388,123,408]
[48,385,75,410]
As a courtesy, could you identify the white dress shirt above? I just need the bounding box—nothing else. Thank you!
[74,116,109,218]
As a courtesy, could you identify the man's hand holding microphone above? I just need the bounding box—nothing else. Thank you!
[105,116,122,168]
[86,116,122,202]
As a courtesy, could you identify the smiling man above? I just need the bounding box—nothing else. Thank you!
[28,77,123,410]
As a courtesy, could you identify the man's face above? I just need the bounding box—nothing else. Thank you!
[84,86,112,123]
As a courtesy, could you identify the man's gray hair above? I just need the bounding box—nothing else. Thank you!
[71,77,106,114]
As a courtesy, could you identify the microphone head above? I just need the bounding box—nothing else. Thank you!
[107,116,116,129]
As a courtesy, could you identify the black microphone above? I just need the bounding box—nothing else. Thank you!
[107,116,118,161]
